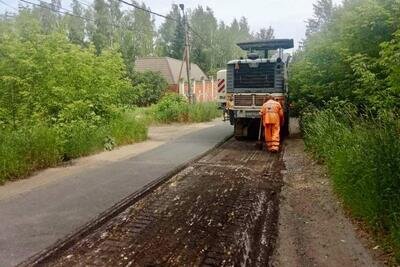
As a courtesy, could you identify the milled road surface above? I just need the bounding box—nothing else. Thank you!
[27,140,284,266]
[0,120,232,267]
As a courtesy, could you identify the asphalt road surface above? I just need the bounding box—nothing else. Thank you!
[0,120,232,267]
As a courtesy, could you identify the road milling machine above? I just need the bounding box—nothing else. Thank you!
[225,39,294,139]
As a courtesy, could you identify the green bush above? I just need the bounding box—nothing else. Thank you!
[120,71,168,108]
[154,94,220,123]
[57,121,107,160]
[154,93,189,123]
[303,109,400,260]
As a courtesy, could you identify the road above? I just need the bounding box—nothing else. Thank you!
[0,119,232,267]
[20,137,380,267]
[24,139,284,266]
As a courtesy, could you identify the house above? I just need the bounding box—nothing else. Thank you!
[134,57,216,102]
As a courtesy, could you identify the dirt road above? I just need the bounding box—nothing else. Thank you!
[22,138,380,266]
[272,138,380,267]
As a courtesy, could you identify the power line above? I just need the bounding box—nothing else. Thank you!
[116,0,221,62]
[0,0,18,11]
[75,0,91,8]
[20,0,95,21]
[115,0,179,22]
[19,0,131,32]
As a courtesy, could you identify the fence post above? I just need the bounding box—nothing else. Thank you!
[192,79,196,103]
[202,78,206,102]
[179,79,184,96]
[211,76,214,101]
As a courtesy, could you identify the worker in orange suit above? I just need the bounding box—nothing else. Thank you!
[259,94,284,152]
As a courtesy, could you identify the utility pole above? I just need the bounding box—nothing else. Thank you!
[179,4,192,103]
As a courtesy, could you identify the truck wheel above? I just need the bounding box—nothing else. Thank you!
[234,119,246,140]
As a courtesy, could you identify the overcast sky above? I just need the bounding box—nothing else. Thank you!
[1,0,343,47]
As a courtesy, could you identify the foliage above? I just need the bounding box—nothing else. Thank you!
[0,24,130,126]
[305,0,333,38]
[155,4,182,58]
[290,0,399,113]
[302,108,400,261]
[154,93,189,123]
[119,71,168,108]
[0,114,148,184]
[189,6,218,73]
[154,93,220,124]
[156,5,271,75]
[294,0,400,261]
[10,1,273,75]
[0,15,148,183]
[187,102,220,123]
[254,26,275,40]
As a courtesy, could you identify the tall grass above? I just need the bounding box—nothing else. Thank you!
[153,94,221,124]
[0,113,148,184]
[0,95,220,184]
[188,102,221,123]
[0,126,61,183]
[302,108,400,260]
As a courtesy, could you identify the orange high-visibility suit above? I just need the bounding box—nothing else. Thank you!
[260,99,284,152]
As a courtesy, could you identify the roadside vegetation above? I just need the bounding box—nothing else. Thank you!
[153,94,220,124]
[291,0,400,261]
[0,11,220,184]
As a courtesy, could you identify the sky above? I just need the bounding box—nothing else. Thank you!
[0,0,343,47]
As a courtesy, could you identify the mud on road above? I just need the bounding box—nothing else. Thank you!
[32,139,284,266]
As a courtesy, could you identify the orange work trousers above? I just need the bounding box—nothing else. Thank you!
[264,123,280,152]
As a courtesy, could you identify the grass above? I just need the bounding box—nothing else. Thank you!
[0,113,148,184]
[302,108,400,262]
[0,96,220,184]
[0,126,61,183]
[152,93,221,124]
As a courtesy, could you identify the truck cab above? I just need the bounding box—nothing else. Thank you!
[226,39,294,139]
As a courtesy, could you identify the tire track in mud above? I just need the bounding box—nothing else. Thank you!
[26,139,284,267]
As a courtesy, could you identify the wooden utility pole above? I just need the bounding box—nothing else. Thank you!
[179,4,192,103]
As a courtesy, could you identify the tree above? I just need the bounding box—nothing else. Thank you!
[170,14,185,60]
[107,0,122,46]
[67,0,85,45]
[120,71,168,107]
[291,0,398,112]
[119,2,155,74]
[189,6,218,72]
[306,0,333,37]
[132,2,155,57]
[30,0,61,34]
[92,0,111,54]
[254,26,274,40]
[238,17,251,42]
[156,4,181,57]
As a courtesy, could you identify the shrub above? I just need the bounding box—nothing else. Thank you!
[154,94,221,123]
[154,93,189,123]
[120,71,168,108]
[57,121,107,160]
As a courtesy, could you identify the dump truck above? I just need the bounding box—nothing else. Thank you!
[225,39,294,139]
